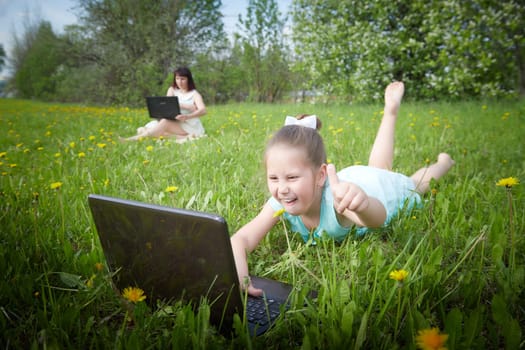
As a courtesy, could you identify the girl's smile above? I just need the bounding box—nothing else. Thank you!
[265,145,326,219]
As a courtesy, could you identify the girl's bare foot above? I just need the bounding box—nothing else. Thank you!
[438,152,455,170]
[384,81,404,116]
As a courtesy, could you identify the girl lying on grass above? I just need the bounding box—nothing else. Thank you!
[230,81,455,296]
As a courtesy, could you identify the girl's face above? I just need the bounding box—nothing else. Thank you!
[175,75,189,90]
[266,144,326,217]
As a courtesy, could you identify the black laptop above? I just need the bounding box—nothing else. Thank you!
[88,194,293,336]
[146,96,181,120]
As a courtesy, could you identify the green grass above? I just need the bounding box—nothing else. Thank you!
[1,97,524,349]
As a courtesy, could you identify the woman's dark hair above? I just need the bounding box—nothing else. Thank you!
[173,67,196,90]
[265,120,327,168]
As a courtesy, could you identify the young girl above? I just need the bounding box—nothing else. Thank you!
[230,82,455,296]
[122,67,207,142]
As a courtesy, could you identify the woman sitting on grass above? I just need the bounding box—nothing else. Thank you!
[230,81,455,296]
[121,67,207,142]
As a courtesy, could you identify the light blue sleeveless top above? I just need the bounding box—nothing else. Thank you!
[268,165,421,241]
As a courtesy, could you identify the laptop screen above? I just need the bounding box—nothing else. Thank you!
[146,96,181,119]
[88,194,244,328]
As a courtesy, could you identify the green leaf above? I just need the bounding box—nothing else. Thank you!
[58,272,84,289]
[444,308,463,349]
[502,318,522,350]
[491,294,509,325]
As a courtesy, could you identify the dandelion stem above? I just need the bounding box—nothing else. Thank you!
[282,218,296,282]
[506,188,515,272]
[394,286,402,340]
[58,190,65,244]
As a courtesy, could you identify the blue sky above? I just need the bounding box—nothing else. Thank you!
[0,0,292,78]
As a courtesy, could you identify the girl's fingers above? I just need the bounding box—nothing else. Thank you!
[327,164,339,186]
[247,285,264,297]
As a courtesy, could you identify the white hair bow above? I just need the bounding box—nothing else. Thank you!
[284,115,317,129]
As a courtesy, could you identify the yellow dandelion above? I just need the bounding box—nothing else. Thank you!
[146,145,154,152]
[69,141,75,148]
[165,186,178,193]
[389,269,409,282]
[78,152,86,158]
[416,327,448,350]
[273,208,286,217]
[143,159,150,165]
[89,135,96,141]
[122,286,147,303]
[9,163,17,168]
[86,274,96,288]
[97,143,106,149]
[496,177,519,188]
[50,181,63,190]
[0,152,6,157]
[95,262,104,271]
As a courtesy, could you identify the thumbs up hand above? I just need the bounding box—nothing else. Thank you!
[326,164,370,215]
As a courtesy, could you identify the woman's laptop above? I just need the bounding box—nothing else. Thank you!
[87,194,293,336]
[146,96,181,120]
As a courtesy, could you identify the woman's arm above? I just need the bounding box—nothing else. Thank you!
[178,91,207,120]
[166,87,202,116]
[230,202,280,296]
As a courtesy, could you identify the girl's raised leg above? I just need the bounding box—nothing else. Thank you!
[411,153,455,194]
[368,81,404,170]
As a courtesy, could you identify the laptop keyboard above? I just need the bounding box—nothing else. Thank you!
[246,297,281,326]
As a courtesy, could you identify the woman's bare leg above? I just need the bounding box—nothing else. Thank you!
[411,153,455,194]
[368,81,404,170]
[121,119,188,141]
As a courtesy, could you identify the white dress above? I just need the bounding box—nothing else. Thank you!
[167,87,205,136]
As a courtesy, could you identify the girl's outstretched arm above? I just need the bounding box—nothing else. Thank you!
[230,202,280,296]
[327,164,387,228]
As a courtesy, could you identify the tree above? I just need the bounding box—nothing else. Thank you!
[0,45,5,73]
[291,0,525,101]
[235,0,291,102]
[70,0,225,105]
[13,21,65,99]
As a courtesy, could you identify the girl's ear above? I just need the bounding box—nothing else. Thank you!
[317,164,328,187]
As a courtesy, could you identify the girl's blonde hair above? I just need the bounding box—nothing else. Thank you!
[264,114,326,168]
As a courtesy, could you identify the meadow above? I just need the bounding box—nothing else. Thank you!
[0,96,524,349]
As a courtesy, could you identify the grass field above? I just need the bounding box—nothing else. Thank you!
[1,96,524,349]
